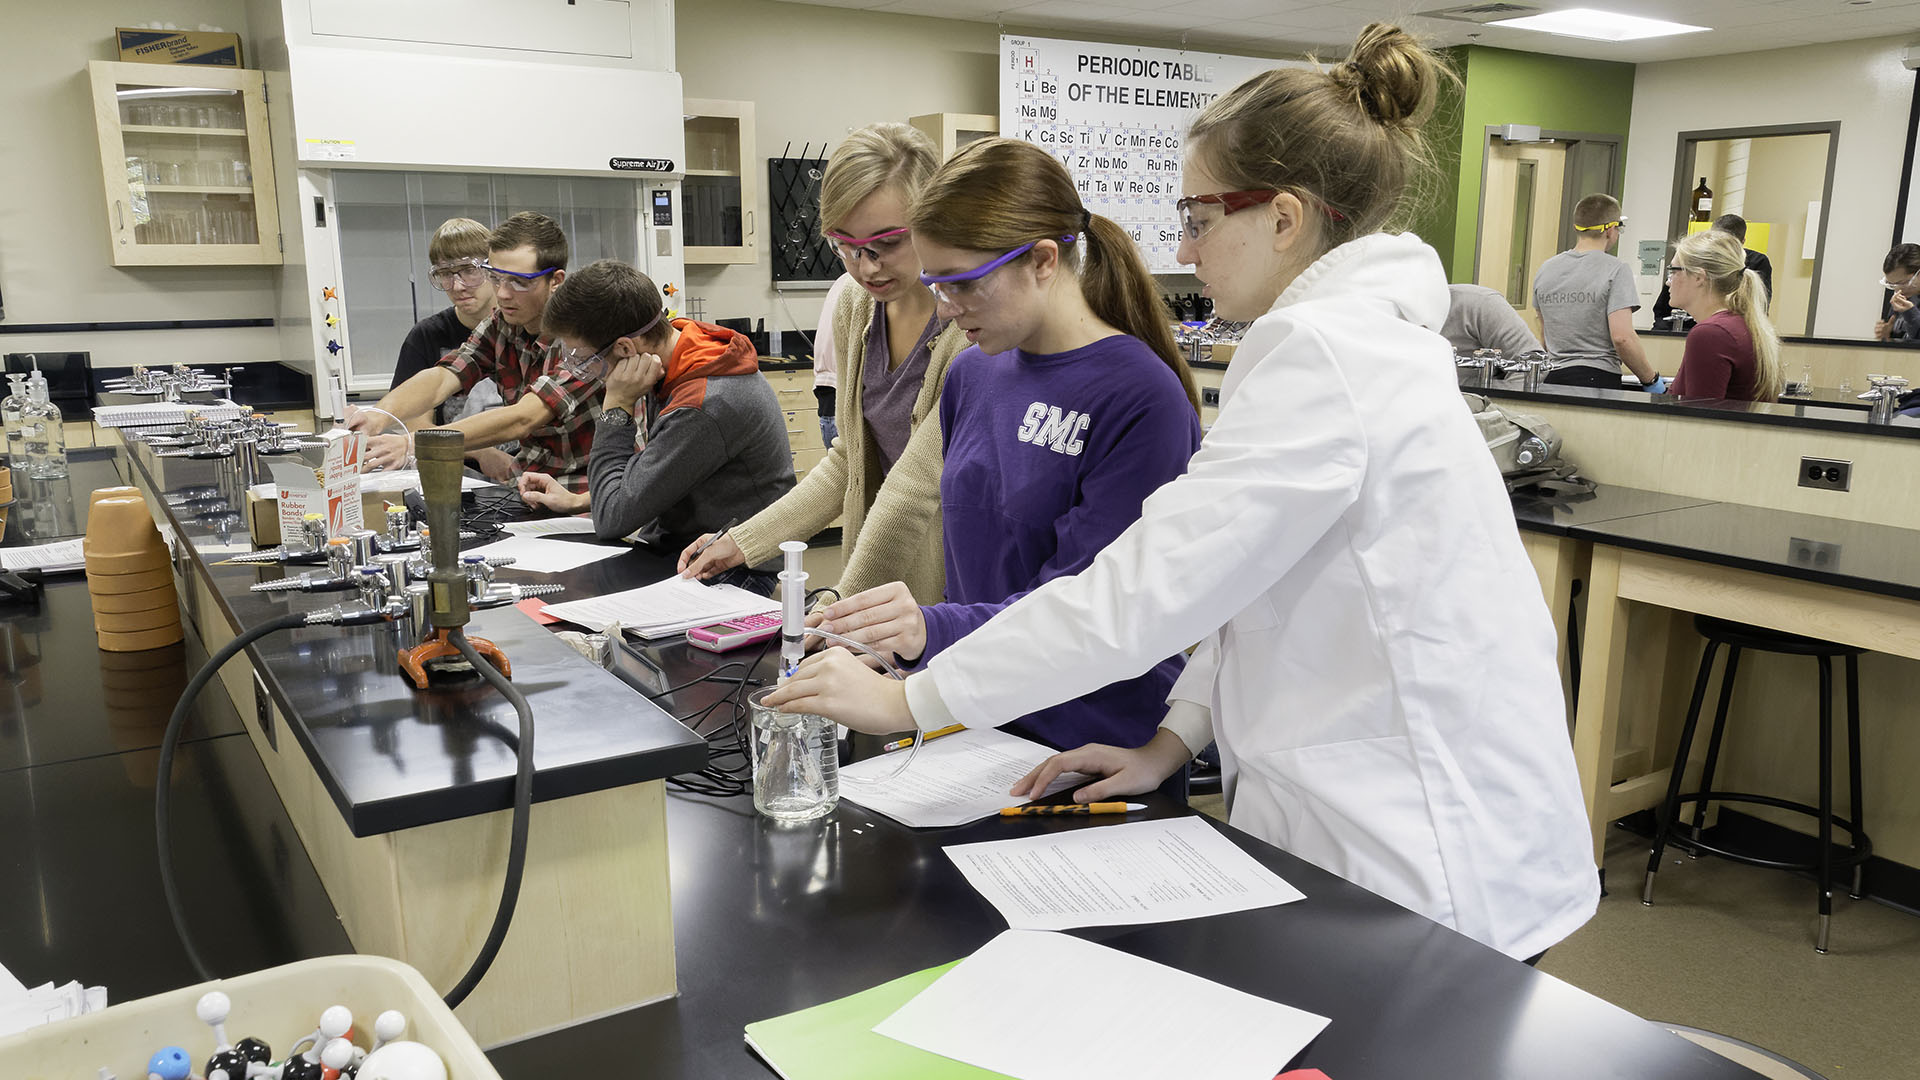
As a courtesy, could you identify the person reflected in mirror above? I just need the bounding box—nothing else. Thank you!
[1875,243,1920,343]
[1441,283,1542,358]
[1652,214,1771,329]
[1661,231,1784,402]
[1533,194,1659,388]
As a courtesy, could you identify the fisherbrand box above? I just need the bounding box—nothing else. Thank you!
[115,28,244,67]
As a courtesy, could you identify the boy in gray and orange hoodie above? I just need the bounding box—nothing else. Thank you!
[522,260,794,592]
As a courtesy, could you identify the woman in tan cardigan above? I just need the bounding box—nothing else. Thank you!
[678,123,967,602]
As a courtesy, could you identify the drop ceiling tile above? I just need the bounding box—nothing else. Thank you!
[1162,0,1318,19]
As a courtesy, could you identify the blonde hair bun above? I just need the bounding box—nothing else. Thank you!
[1339,23,1440,129]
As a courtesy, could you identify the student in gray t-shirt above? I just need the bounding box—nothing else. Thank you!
[1443,284,1543,358]
[1531,194,1659,389]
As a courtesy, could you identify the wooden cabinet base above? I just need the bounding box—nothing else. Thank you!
[187,574,679,1047]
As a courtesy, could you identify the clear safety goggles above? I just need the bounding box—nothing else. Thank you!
[825,226,912,265]
[1881,268,1920,293]
[918,236,1075,307]
[558,311,665,382]
[428,258,487,292]
[482,263,559,293]
[1175,190,1280,245]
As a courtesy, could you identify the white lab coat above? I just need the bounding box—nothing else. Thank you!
[907,233,1599,959]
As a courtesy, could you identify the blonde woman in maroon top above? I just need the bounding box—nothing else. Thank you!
[1665,230,1783,401]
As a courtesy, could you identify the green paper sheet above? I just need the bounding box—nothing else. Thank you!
[744,961,1016,1080]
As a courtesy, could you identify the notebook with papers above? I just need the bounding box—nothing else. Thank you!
[541,575,780,640]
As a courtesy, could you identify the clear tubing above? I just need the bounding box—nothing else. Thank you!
[779,540,808,679]
[767,540,924,780]
[799,626,921,784]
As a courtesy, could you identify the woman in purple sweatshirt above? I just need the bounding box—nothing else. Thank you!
[809,138,1202,754]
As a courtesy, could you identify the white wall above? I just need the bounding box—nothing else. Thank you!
[1620,38,1915,339]
[674,0,1255,341]
[0,1,282,369]
[675,0,1001,341]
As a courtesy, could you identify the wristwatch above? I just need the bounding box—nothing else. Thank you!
[600,404,635,427]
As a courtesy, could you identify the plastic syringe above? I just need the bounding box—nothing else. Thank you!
[778,540,808,680]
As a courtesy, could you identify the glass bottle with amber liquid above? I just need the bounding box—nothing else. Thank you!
[1691,177,1714,223]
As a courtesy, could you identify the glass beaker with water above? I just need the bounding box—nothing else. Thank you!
[749,687,839,822]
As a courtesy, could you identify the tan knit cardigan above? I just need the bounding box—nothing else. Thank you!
[730,287,966,603]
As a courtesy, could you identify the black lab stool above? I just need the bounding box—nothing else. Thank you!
[1641,615,1871,953]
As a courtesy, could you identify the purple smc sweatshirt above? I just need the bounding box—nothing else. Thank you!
[917,334,1202,750]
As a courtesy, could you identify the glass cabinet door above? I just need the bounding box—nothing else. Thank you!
[683,98,757,265]
[87,61,281,266]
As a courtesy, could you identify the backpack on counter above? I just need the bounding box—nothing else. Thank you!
[1462,393,1593,494]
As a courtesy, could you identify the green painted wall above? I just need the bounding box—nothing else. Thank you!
[1405,47,1466,274]
[1444,46,1637,282]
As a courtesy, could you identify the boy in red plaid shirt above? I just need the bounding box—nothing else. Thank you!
[349,212,603,491]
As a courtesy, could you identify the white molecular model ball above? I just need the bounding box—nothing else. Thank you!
[354,1041,448,1080]
[195,992,231,1025]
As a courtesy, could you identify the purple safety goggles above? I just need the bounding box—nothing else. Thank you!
[917,235,1077,290]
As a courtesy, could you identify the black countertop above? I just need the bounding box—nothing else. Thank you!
[1472,374,1920,439]
[120,444,708,837]
[1510,484,1718,539]
[1566,500,1920,603]
[1510,480,1920,601]
[6,450,1772,1079]
[1638,326,1920,350]
[488,684,1763,1080]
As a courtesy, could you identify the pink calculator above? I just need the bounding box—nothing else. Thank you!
[686,611,783,652]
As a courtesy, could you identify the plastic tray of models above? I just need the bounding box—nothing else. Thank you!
[0,954,500,1080]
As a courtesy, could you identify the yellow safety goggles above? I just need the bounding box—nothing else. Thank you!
[1572,217,1626,232]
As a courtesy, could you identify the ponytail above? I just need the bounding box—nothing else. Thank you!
[1675,230,1782,400]
[1081,213,1200,413]
[908,138,1199,415]
[1727,268,1783,400]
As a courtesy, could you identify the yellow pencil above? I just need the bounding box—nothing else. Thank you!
[881,723,965,752]
[998,802,1147,817]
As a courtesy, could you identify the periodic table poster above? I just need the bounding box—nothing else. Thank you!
[1001,36,1308,273]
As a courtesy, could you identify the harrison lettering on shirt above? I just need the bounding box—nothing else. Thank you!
[1016,401,1091,456]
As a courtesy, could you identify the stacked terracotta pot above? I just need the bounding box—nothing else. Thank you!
[84,488,184,652]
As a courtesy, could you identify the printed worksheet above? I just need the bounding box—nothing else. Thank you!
[943,815,1305,930]
[463,534,627,574]
[838,727,1086,828]
[875,929,1328,1080]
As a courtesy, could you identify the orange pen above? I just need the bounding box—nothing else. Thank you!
[998,802,1147,817]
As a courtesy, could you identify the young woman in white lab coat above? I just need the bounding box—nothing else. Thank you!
[765,23,1599,961]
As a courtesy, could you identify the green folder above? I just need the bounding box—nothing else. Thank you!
[744,961,1016,1080]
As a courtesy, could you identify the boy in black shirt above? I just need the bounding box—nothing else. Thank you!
[389,217,515,479]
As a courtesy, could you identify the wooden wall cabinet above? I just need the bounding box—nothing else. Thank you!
[909,112,998,161]
[682,98,757,265]
[87,61,281,266]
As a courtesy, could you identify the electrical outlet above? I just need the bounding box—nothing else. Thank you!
[1201,387,1221,407]
[1788,537,1842,570]
[1798,456,1851,491]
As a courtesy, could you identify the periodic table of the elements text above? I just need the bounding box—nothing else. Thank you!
[1000,36,1308,273]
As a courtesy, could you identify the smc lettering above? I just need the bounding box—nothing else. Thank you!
[1016,402,1090,456]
